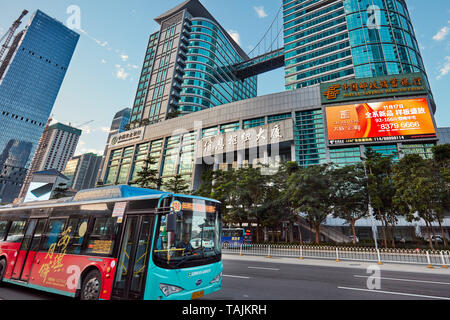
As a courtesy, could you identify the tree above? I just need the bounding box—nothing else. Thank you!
[273,162,302,243]
[392,154,438,250]
[233,167,270,242]
[194,169,242,226]
[133,157,161,189]
[330,164,369,245]
[287,164,333,244]
[162,174,190,194]
[431,144,450,247]
[52,183,69,199]
[364,148,397,247]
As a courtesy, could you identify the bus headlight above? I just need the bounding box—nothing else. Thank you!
[159,283,184,297]
[210,272,222,284]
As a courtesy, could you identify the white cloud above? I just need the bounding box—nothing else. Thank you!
[115,65,129,80]
[227,29,241,45]
[100,127,111,133]
[254,6,268,18]
[437,56,450,79]
[433,26,449,41]
[78,28,133,65]
[101,59,107,64]
[78,28,110,49]
[127,63,139,69]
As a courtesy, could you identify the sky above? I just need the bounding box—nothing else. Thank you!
[0,0,449,156]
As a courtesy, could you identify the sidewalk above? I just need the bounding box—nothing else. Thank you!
[222,253,450,275]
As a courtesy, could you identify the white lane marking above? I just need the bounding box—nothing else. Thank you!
[248,266,280,271]
[354,275,450,286]
[223,274,250,279]
[338,286,450,300]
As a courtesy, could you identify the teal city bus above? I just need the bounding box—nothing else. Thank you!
[0,185,222,300]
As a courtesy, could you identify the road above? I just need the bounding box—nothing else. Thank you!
[206,255,450,300]
[0,255,449,300]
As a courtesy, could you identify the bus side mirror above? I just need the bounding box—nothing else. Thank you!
[167,214,177,233]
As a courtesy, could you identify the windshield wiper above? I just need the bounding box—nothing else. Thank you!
[174,254,196,268]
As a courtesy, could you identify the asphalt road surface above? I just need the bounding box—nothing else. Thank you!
[0,255,449,300]
[207,255,450,300]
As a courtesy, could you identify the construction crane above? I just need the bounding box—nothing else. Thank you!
[0,10,28,64]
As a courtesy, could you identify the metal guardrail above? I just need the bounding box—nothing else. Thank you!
[222,244,450,268]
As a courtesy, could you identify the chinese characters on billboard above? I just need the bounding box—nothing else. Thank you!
[326,98,436,145]
[321,73,427,104]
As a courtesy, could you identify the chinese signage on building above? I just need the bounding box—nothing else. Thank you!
[325,98,437,146]
[109,127,144,147]
[199,120,291,156]
[321,73,427,105]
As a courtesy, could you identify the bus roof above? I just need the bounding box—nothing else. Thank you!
[0,185,170,211]
[0,185,220,212]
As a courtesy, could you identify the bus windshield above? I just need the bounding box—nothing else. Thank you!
[153,198,221,269]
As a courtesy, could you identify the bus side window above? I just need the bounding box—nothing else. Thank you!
[83,217,118,256]
[41,219,66,252]
[66,218,89,254]
[5,220,27,243]
[0,221,9,241]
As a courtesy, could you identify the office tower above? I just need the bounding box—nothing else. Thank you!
[96,108,131,183]
[0,10,79,203]
[63,153,102,191]
[19,122,82,199]
[283,0,429,91]
[108,108,131,142]
[128,0,257,128]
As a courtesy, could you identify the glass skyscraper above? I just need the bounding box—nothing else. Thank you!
[179,17,257,114]
[128,0,257,129]
[0,10,79,203]
[283,0,428,90]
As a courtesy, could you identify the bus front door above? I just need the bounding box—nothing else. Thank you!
[112,215,154,300]
[11,219,46,281]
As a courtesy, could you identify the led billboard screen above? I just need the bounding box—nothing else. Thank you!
[326,98,436,145]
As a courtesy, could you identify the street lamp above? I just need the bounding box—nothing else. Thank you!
[360,155,379,251]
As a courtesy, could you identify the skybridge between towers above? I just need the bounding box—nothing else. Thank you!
[233,47,285,80]
[232,3,285,80]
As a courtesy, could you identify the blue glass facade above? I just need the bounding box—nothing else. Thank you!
[344,0,426,78]
[0,10,79,203]
[179,18,257,114]
[130,32,159,125]
[282,0,429,91]
[283,0,354,90]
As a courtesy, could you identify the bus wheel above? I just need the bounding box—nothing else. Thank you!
[0,259,6,285]
[80,269,102,300]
